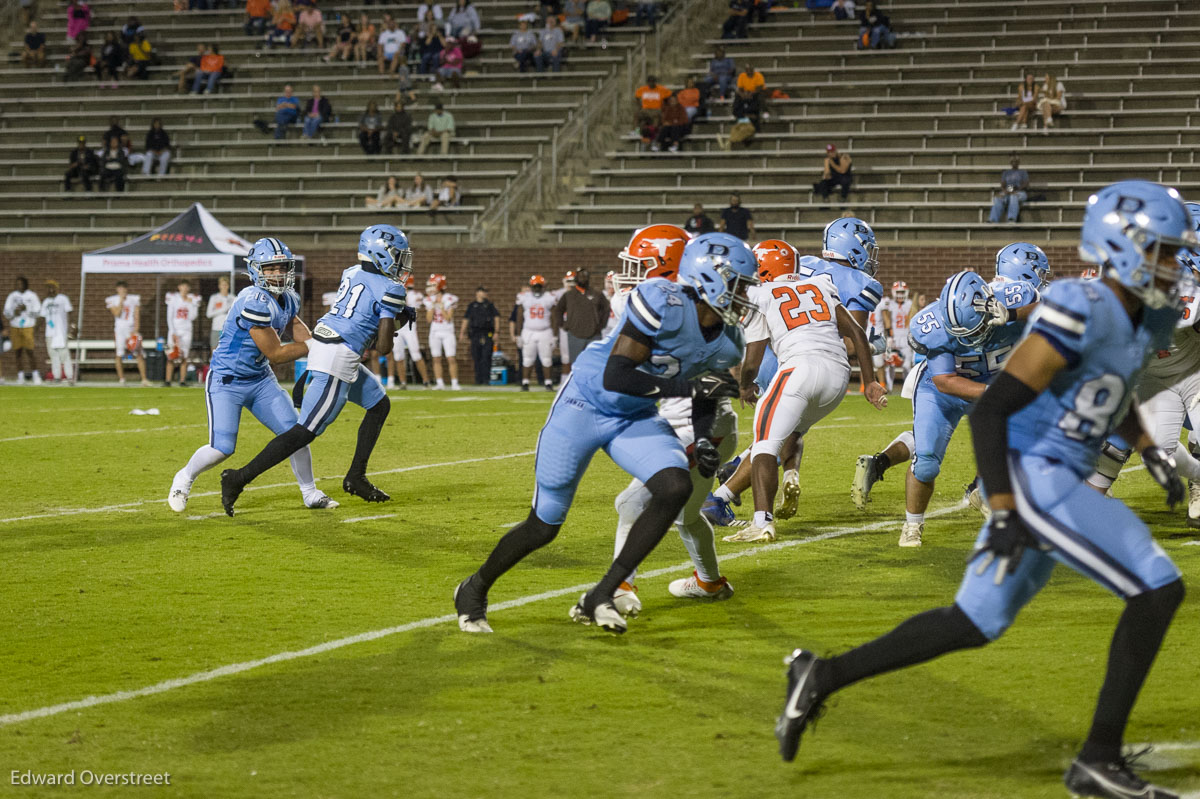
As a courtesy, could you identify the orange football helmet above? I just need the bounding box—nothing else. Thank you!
[426,273,447,292]
[563,270,577,289]
[616,224,688,290]
[530,275,546,286]
[752,239,798,282]
[891,280,909,301]
[125,333,142,354]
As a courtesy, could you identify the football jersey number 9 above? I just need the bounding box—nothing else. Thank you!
[1058,373,1125,441]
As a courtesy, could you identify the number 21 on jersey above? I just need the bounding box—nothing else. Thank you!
[773,283,831,330]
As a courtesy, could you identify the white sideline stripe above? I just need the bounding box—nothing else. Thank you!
[0,503,965,727]
[0,451,537,526]
[341,514,398,524]
[0,424,205,443]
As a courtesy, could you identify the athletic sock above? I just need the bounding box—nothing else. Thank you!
[289,445,317,495]
[905,511,925,525]
[348,398,389,477]
[753,510,774,528]
[182,444,228,481]
[239,425,317,483]
[477,509,560,591]
[714,484,737,503]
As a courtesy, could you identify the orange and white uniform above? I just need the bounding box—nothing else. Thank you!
[424,291,458,357]
[515,289,557,368]
[107,293,141,356]
[165,291,200,356]
[878,295,914,367]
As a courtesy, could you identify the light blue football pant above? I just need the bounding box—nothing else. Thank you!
[911,375,972,483]
[298,363,387,436]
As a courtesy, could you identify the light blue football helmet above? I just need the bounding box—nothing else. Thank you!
[1179,201,1200,274]
[358,224,413,282]
[821,217,879,276]
[940,270,994,348]
[678,233,759,324]
[245,237,296,295]
[1185,201,1200,231]
[1079,181,1196,309]
[995,241,1051,289]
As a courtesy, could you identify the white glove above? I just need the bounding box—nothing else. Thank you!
[972,294,1014,329]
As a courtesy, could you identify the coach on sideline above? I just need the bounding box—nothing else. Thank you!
[553,268,610,364]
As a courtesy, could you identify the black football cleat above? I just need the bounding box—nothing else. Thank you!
[220,469,245,517]
[775,648,829,762]
[454,575,493,633]
[1064,753,1179,799]
[343,473,390,503]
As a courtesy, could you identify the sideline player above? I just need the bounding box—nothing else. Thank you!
[107,280,151,386]
[775,180,1191,799]
[454,233,756,635]
[168,238,336,512]
[876,280,913,389]
[511,275,558,391]
[164,280,200,387]
[220,225,417,516]
[424,273,460,390]
[387,273,431,389]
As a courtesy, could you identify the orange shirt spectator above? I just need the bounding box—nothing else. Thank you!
[274,9,296,31]
[636,81,671,110]
[246,0,270,17]
[199,51,224,73]
[678,85,699,110]
[736,67,765,94]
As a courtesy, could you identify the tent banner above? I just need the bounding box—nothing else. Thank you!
[82,253,237,274]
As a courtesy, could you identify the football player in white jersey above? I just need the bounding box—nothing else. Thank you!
[164,279,200,387]
[424,273,461,390]
[387,273,431,389]
[106,280,151,386]
[877,280,913,387]
[512,274,558,391]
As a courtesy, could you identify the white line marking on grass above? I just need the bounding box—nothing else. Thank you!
[341,514,398,524]
[0,503,964,727]
[1184,541,1200,547]
[187,513,226,520]
[0,424,205,443]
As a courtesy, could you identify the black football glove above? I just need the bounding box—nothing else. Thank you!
[969,509,1037,585]
[398,305,418,330]
[691,370,739,401]
[1142,445,1185,508]
[694,437,721,479]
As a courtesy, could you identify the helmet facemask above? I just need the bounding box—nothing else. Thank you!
[255,258,295,296]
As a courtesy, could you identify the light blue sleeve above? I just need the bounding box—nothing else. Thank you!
[1027,280,1091,366]
[239,289,276,328]
[996,280,1039,310]
[926,350,958,377]
[380,283,407,320]
[625,279,681,339]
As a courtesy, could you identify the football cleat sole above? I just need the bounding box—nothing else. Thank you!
[851,454,882,510]
[777,474,800,519]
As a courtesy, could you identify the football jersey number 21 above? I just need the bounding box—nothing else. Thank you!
[773,284,831,330]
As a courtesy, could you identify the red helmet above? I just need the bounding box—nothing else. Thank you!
[530,274,546,287]
[616,224,688,290]
[891,280,909,301]
[426,273,447,292]
[752,239,798,282]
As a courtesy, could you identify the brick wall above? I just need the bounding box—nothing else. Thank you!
[0,245,1089,378]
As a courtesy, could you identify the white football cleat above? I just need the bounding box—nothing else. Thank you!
[852,454,886,510]
[777,472,800,519]
[613,581,641,618]
[898,521,924,547]
[669,571,734,600]
[723,521,776,543]
[568,594,627,634]
[167,469,193,513]
[1188,480,1200,527]
[304,491,340,509]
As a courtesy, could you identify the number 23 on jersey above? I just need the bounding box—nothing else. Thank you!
[773,283,832,330]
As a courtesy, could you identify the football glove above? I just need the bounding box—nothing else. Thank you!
[969,509,1037,585]
[397,305,418,330]
[694,437,721,479]
[868,332,888,355]
[972,294,1015,329]
[1142,445,1184,507]
[692,370,739,401]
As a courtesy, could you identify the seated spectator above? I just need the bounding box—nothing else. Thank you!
[535,17,565,73]
[721,0,750,40]
[103,116,131,149]
[677,76,703,121]
[96,31,124,88]
[244,0,272,36]
[302,84,333,140]
[402,173,433,207]
[1012,72,1038,130]
[377,18,409,75]
[191,44,224,94]
[813,143,853,204]
[22,22,46,69]
[750,0,771,23]
[395,68,418,104]
[354,14,377,63]
[737,63,765,98]
[273,84,301,138]
[732,84,763,128]
[446,0,482,38]
[718,194,754,240]
[1038,73,1066,130]
[438,37,464,87]
[584,0,611,43]
[292,4,324,49]
[264,0,296,49]
[63,35,94,82]
[383,102,413,154]
[511,19,537,72]
[66,0,92,43]
[416,18,445,75]
[359,100,383,154]
[367,176,403,209]
[120,15,144,45]
[563,0,586,42]
[856,1,896,49]
[143,118,171,177]
[430,175,461,215]
[325,19,354,62]
[461,31,482,60]
[633,75,670,133]
[177,43,205,93]
[988,153,1029,224]
[97,136,130,192]
[684,202,715,235]
[831,0,856,20]
[418,102,456,155]
[705,45,735,99]
[635,0,658,27]
[652,94,690,152]
[63,136,99,192]
[124,32,155,80]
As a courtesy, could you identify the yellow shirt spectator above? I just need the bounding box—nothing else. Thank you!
[737,69,764,93]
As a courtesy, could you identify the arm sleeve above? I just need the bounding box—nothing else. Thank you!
[691,395,717,441]
[379,285,407,320]
[601,319,691,398]
[968,371,1039,497]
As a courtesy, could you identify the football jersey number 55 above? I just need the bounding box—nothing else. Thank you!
[773,284,831,330]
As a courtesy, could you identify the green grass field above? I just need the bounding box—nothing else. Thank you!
[1,384,1197,799]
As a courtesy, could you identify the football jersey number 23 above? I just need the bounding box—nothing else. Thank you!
[773,284,831,330]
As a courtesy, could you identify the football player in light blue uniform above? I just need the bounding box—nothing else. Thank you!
[994,241,1051,289]
[455,233,755,635]
[775,181,1193,799]
[167,238,336,513]
[220,225,417,516]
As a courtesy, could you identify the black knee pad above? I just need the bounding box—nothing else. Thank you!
[645,467,692,511]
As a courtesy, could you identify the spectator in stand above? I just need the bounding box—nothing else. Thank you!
[206,276,233,349]
[857,1,896,49]
[64,35,94,82]
[633,75,670,132]
[553,269,610,364]
[124,32,154,80]
[460,286,500,385]
[652,94,690,152]
[377,17,409,75]
[358,100,384,154]
[678,76,703,121]
[4,277,41,384]
[415,17,445,75]
[354,13,377,64]
[177,42,205,92]
[273,84,301,138]
[402,173,433,207]
[366,175,403,209]
[417,102,455,155]
[732,80,764,128]
[103,116,131,149]
[39,280,74,384]
[684,202,715,235]
[66,0,92,44]
[563,0,586,42]
[301,84,333,141]
[737,62,765,99]
[142,118,171,177]
[95,30,124,87]
[324,18,354,62]
[584,0,611,43]
[1038,73,1066,130]
[706,45,736,99]
[64,136,99,191]
[988,152,1029,224]
[98,136,130,192]
[718,193,754,240]
[1012,72,1038,130]
[511,19,537,72]
[831,0,856,20]
[395,65,418,103]
[264,0,296,49]
[191,44,225,94]
[446,0,481,37]
[535,16,565,73]
[292,4,324,48]
[430,175,462,217]
[22,22,46,69]
[120,15,144,45]
[244,0,271,36]
[814,142,853,205]
[383,101,413,154]
[722,0,750,40]
[438,36,464,88]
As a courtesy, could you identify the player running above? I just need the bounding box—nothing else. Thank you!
[776,180,1192,799]
[454,232,755,635]
[219,225,417,516]
[512,274,558,391]
[168,238,336,513]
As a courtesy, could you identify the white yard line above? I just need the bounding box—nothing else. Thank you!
[341,514,398,524]
[0,503,965,727]
[0,424,206,443]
